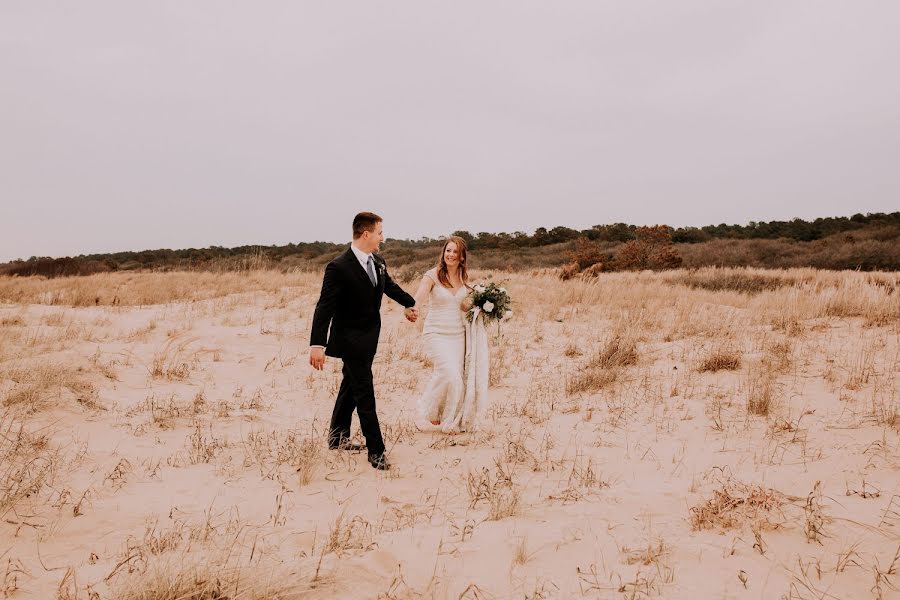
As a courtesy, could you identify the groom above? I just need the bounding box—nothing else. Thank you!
[309,212,418,470]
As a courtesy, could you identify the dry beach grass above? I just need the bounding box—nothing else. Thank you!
[0,266,898,598]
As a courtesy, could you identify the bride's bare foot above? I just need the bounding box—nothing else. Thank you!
[430,420,441,426]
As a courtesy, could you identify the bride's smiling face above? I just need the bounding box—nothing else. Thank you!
[443,241,460,267]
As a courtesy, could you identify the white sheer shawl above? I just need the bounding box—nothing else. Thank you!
[455,308,489,432]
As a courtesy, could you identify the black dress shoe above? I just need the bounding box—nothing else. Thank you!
[328,440,366,452]
[367,454,390,470]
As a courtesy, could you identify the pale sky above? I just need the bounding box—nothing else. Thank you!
[1,1,899,261]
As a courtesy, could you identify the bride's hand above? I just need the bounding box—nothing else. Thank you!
[460,297,474,312]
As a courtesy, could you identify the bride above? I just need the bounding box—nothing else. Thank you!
[412,236,489,433]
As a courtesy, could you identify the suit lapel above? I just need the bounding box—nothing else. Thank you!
[344,248,381,298]
[374,256,386,296]
[343,248,372,289]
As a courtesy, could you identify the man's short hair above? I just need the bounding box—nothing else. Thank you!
[352,212,382,239]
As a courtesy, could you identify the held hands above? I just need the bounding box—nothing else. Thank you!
[311,306,417,371]
[309,346,326,370]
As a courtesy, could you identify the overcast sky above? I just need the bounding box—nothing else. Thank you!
[1,1,898,261]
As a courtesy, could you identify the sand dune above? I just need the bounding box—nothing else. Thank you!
[1,268,898,599]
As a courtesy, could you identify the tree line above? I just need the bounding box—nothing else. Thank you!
[452,211,900,248]
[2,212,898,277]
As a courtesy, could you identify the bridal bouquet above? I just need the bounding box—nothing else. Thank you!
[465,281,512,323]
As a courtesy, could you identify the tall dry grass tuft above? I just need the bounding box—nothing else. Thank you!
[549,450,610,503]
[0,409,62,518]
[696,346,742,373]
[745,269,899,329]
[242,426,324,485]
[185,423,226,465]
[489,336,510,387]
[622,539,670,567]
[110,548,300,600]
[566,332,638,395]
[0,313,25,327]
[746,365,779,416]
[325,512,374,555]
[0,326,25,365]
[148,337,205,382]
[803,481,828,544]
[511,537,530,566]
[763,339,793,374]
[107,510,307,598]
[872,545,900,600]
[1,363,96,413]
[594,333,639,368]
[467,462,522,521]
[821,275,900,326]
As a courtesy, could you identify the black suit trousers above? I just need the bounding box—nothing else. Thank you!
[329,356,385,457]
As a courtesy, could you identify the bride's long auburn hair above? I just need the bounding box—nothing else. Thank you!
[436,236,470,289]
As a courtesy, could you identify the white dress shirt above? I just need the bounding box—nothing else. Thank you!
[350,244,377,285]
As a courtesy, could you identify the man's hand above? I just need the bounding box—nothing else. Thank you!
[309,346,326,370]
[404,306,418,323]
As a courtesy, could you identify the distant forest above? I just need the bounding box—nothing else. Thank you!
[3,212,898,279]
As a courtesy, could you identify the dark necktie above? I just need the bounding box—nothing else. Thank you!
[366,256,377,286]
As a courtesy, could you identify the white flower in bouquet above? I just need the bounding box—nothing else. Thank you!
[503,310,513,320]
[465,280,512,324]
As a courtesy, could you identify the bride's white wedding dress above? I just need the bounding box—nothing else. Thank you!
[417,272,489,433]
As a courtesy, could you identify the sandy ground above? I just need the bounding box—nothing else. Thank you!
[1,269,898,599]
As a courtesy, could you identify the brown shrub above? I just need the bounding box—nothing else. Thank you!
[567,237,607,269]
[612,226,682,271]
[649,243,683,269]
[558,262,581,281]
[676,229,900,271]
[581,263,607,278]
[5,258,112,279]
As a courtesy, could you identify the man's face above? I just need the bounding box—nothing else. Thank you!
[361,222,384,253]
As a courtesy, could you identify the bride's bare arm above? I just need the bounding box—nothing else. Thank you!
[412,273,435,307]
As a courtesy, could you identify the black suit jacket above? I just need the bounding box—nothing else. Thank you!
[310,247,415,359]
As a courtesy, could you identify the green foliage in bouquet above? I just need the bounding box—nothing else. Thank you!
[466,281,512,323]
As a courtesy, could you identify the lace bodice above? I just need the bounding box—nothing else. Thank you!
[423,274,467,335]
